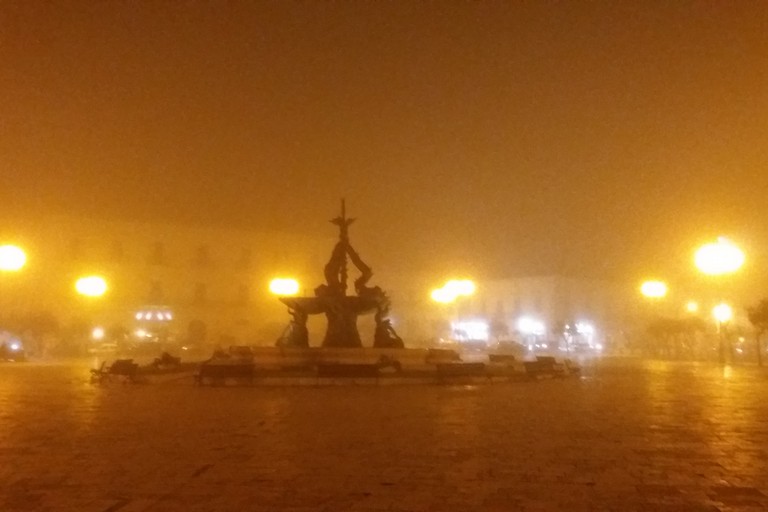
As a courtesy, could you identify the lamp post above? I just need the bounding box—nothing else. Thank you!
[0,244,27,320]
[694,237,744,364]
[431,279,475,341]
[640,279,668,320]
[713,303,733,364]
[74,275,108,354]
[640,280,667,357]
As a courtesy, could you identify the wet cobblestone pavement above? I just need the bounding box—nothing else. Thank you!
[2,358,768,511]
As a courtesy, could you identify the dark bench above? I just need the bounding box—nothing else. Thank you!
[436,362,488,380]
[563,358,581,375]
[316,363,381,379]
[195,362,255,385]
[489,354,518,364]
[227,345,255,361]
[425,348,461,363]
[90,359,139,384]
[524,356,566,378]
[150,352,181,370]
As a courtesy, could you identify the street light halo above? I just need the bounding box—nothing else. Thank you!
[75,275,108,297]
[640,280,667,299]
[0,244,27,272]
[432,279,476,304]
[694,237,745,276]
[712,303,733,323]
[431,288,455,303]
[269,277,300,296]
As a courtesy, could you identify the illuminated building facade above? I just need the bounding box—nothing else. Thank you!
[442,275,634,352]
[1,214,330,347]
[2,215,652,353]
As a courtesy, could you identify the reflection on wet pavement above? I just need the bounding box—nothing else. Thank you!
[2,358,768,511]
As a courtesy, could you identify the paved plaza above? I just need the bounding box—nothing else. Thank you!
[2,358,768,511]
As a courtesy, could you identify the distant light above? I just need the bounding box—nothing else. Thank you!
[445,279,475,297]
[451,320,489,341]
[432,279,475,304]
[269,278,300,296]
[575,322,594,336]
[518,317,545,336]
[0,245,26,272]
[713,303,733,323]
[686,301,699,313]
[431,288,455,303]
[9,341,21,351]
[640,280,667,299]
[135,329,148,338]
[695,237,745,276]
[165,312,173,320]
[75,276,108,297]
[92,327,105,340]
[135,312,144,320]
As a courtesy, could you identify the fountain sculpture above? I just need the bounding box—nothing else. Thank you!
[276,201,404,349]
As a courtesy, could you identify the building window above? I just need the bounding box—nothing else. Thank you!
[193,283,208,304]
[149,242,166,266]
[194,245,211,267]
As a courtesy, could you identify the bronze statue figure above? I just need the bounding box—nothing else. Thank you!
[276,200,404,348]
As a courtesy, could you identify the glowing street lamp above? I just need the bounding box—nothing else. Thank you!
[445,279,476,297]
[694,237,745,276]
[640,280,667,299]
[431,279,476,340]
[269,278,300,296]
[686,301,699,314]
[712,302,734,364]
[92,326,105,340]
[712,303,733,324]
[0,244,26,272]
[75,276,108,297]
[430,287,455,304]
[431,279,476,304]
[694,238,744,364]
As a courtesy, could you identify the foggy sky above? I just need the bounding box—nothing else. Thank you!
[2,1,768,287]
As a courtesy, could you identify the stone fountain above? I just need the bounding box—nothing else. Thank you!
[276,201,404,349]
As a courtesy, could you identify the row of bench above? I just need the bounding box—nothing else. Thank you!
[89,354,580,385]
[194,356,580,385]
